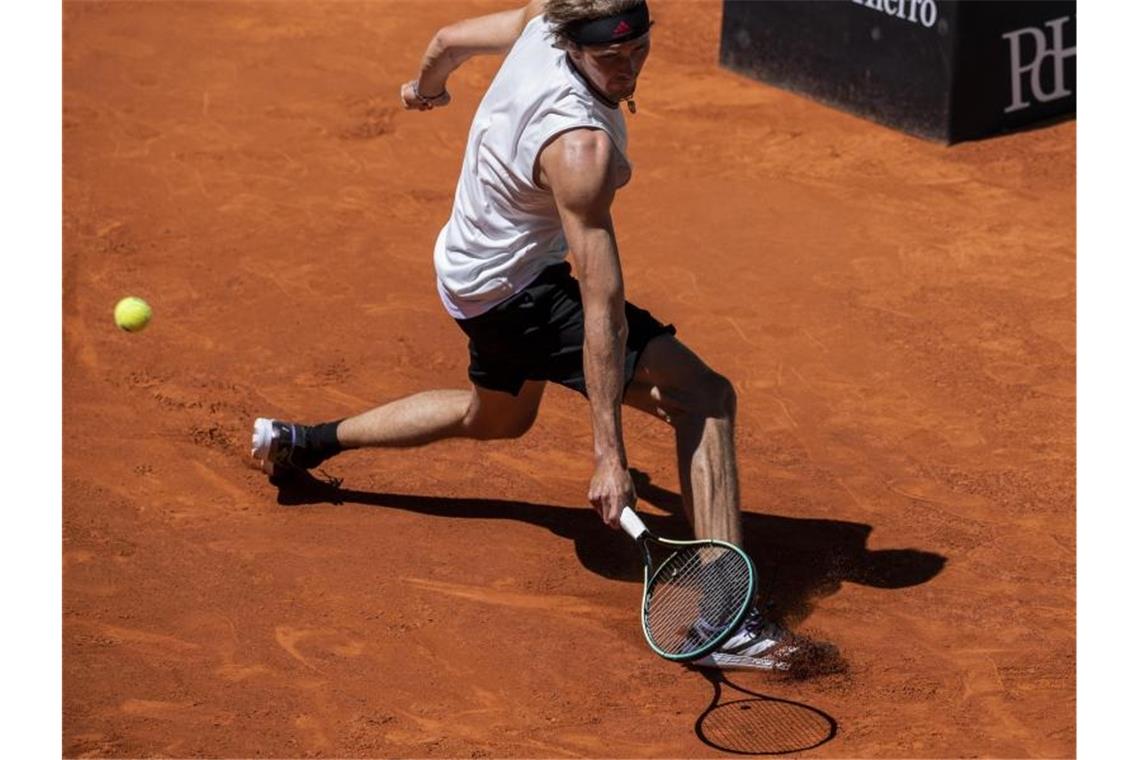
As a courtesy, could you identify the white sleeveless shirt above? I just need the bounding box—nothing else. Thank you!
[434,15,630,319]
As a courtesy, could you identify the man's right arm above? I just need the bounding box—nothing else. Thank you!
[541,129,636,529]
[402,0,547,110]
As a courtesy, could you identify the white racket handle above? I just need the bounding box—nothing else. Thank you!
[619,507,648,539]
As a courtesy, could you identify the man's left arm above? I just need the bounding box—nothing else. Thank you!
[402,0,547,110]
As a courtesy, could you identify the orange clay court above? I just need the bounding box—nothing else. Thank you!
[62,1,1074,756]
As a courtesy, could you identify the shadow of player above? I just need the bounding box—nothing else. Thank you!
[630,469,947,628]
[272,466,945,626]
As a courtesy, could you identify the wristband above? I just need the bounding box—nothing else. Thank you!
[412,81,450,106]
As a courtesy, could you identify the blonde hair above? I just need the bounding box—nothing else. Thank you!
[544,0,647,48]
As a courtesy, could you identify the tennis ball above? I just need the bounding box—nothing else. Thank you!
[114,296,153,332]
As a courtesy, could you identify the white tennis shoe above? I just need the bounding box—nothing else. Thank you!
[691,609,799,671]
[250,417,322,477]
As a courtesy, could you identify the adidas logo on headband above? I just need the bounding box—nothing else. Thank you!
[565,2,651,46]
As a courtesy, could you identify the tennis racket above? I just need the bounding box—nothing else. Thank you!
[619,507,757,662]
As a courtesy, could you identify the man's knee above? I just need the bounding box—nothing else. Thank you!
[656,372,736,423]
[679,369,734,421]
[461,404,538,440]
[694,371,736,420]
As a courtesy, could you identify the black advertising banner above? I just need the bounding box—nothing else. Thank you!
[951,2,1075,140]
[719,0,1076,143]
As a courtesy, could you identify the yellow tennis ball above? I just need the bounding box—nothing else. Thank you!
[114,296,153,332]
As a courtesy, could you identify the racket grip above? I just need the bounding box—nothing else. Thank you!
[619,507,648,539]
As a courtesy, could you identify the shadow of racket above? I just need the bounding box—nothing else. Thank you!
[693,669,838,755]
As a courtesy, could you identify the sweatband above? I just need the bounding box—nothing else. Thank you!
[564,2,651,46]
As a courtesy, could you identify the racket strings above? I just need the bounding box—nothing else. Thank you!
[645,545,753,656]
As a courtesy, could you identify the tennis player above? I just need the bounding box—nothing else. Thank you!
[251,0,797,670]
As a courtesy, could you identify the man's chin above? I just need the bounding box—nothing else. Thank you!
[613,84,637,101]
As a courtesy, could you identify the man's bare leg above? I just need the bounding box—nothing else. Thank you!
[623,336,742,545]
[338,381,546,448]
[625,336,812,671]
[253,381,547,475]
[674,408,741,544]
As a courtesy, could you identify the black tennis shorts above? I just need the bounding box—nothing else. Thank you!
[454,262,676,397]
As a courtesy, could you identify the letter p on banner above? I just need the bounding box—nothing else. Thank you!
[1003,15,1076,113]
